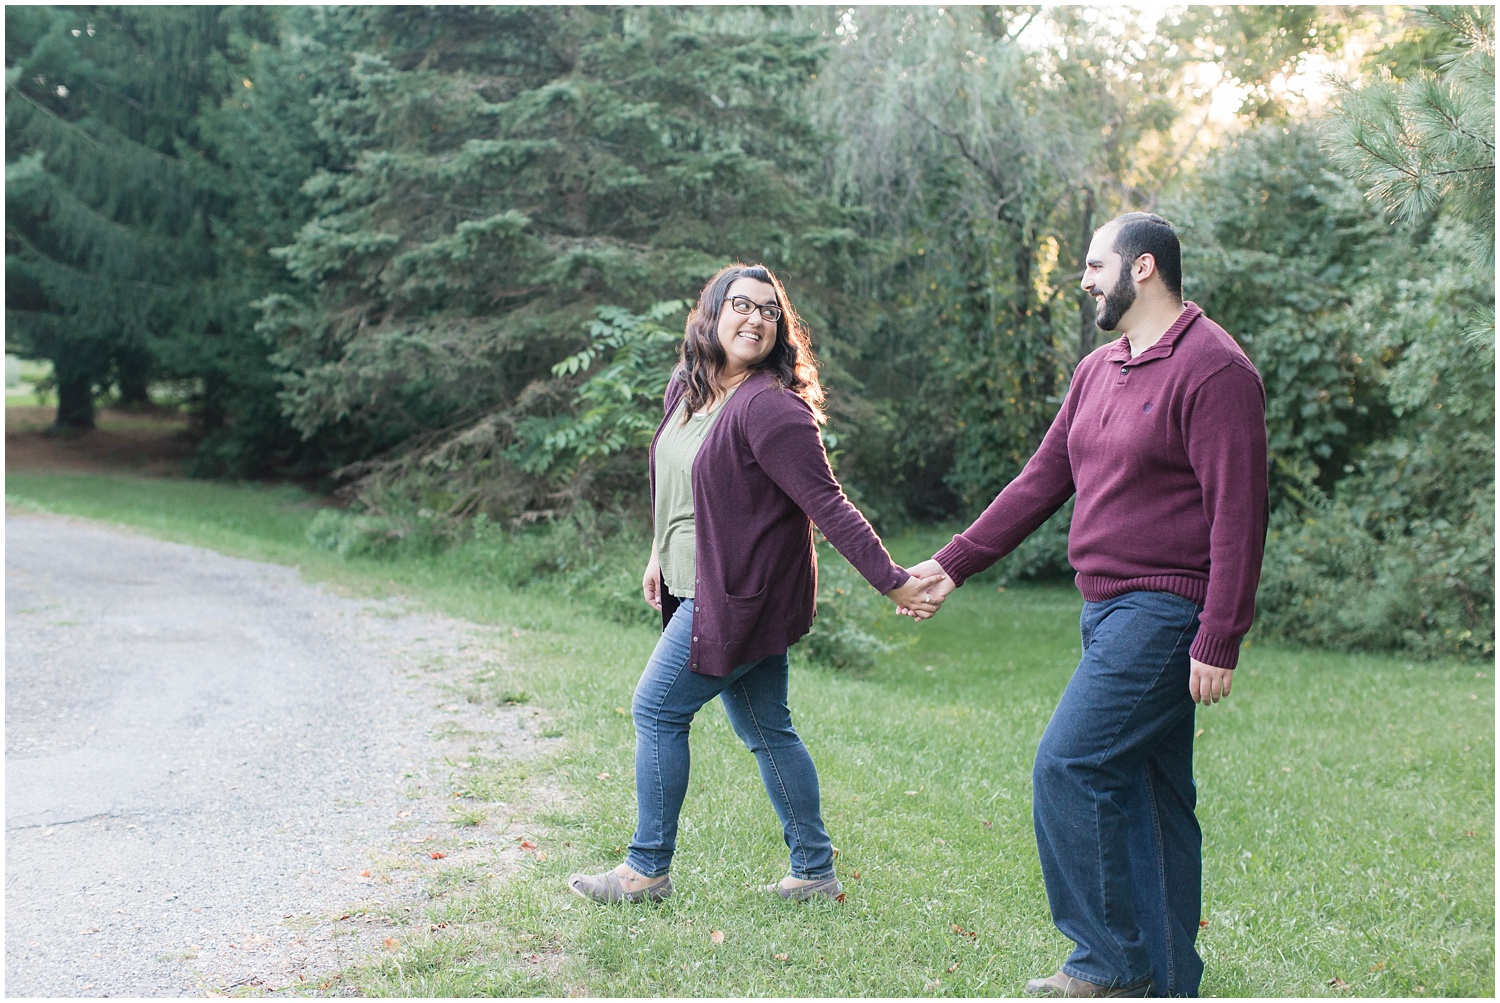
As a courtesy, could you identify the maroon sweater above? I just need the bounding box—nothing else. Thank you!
[650,371,908,677]
[934,303,1268,669]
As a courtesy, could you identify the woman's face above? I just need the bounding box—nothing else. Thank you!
[715,277,780,380]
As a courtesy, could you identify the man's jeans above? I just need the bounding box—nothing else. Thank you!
[1034,590,1206,997]
[626,598,835,880]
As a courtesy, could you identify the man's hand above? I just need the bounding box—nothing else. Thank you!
[886,574,946,619]
[893,559,957,619]
[1189,658,1233,704]
[642,550,663,612]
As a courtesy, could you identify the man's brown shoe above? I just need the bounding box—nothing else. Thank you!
[1022,971,1151,998]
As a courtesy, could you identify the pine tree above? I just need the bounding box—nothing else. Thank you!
[5,6,277,430]
[1326,5,1495,265]
[257,6,867,513]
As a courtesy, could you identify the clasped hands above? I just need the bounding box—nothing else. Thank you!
[885,558,956,621]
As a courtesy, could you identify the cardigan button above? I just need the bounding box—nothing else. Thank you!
[692,636,698,642]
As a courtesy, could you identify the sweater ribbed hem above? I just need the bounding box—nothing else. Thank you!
[1189,630,1242,670]
[1076,574,1242,668]
[1075,573,1208,608]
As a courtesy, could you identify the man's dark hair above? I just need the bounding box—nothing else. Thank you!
[1109,212,1182,301]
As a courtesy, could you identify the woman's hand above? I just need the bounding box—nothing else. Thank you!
[643,547,663,612]
[886,573,947,619]
[894,560,956,619]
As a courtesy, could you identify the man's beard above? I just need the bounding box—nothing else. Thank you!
[1095,269,1136,331]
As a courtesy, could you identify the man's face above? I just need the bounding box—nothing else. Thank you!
[1081,226,1136,332]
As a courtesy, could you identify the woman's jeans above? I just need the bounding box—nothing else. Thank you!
[626,598,835,880]
[1034,590,1206,998]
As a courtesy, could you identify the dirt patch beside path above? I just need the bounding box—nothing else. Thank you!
[6,405,196,475]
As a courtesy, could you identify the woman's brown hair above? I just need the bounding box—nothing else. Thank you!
[675,263,825,423]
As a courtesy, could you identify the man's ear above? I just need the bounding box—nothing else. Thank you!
[1133,252,1158,283]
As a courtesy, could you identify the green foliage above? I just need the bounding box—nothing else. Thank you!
[1175,116,1493,660]
[5,6,280,431]
[1171,122,1397,500]
[258,6,867,494]
[1325,5,1495,265]
[8,6,1488,664]
[1256,222,1494,660]
[509,300,685,486]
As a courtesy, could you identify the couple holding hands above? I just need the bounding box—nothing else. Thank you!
[568,213,1268,1000]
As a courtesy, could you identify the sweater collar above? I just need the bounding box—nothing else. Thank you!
[1104,302,1203,365]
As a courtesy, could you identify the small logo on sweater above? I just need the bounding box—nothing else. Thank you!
[1142,401,1153,413]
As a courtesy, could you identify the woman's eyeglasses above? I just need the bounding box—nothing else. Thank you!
[727,295,782,323]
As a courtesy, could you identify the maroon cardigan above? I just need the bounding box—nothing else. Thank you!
[934,303,1268,669]
[649,371,908,677]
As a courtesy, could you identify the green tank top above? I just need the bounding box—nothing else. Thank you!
[653,387,737,598]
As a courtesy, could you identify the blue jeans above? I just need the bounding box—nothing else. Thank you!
[626,598,835,880]
[1033,591,1205,997]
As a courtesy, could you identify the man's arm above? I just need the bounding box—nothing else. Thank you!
[930,389,1078,588]
[1182,362,1269,679]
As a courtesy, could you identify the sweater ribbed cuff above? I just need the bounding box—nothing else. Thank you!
[875,563,910,596]
[933,539,978,588]
[1190,630,1241,670]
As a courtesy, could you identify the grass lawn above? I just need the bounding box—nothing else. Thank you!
[6,471,1494,997]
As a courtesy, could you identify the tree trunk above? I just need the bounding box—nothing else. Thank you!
[54,367,96,431]
[116,350,153,409]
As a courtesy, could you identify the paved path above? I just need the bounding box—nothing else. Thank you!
[5,513,545,996]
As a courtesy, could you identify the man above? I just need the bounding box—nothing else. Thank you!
[909,212,1267,998]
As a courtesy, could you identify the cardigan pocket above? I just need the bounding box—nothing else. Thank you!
[720,583,771,650]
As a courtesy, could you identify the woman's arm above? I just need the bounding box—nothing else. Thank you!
[745,390,940,615]
[642,539,662,612]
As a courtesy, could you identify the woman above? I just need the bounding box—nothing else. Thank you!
[567,263,942,905]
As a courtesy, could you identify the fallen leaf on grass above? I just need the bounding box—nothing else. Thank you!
[947,960,962,973]
[384,938,399,952]
[849,870,861,880]
[1199,919,1210,929]
[982,819,992,829]
[533,850,548,862]
[950,924,977,940]
[519,840,538,850]
[773,953,789,962]
[1328,977,1350,991]
[359,870,371,878]
[429,851,446,859]
[615,707,628,715]
[596,772,611,780]
[710,930,725,945]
